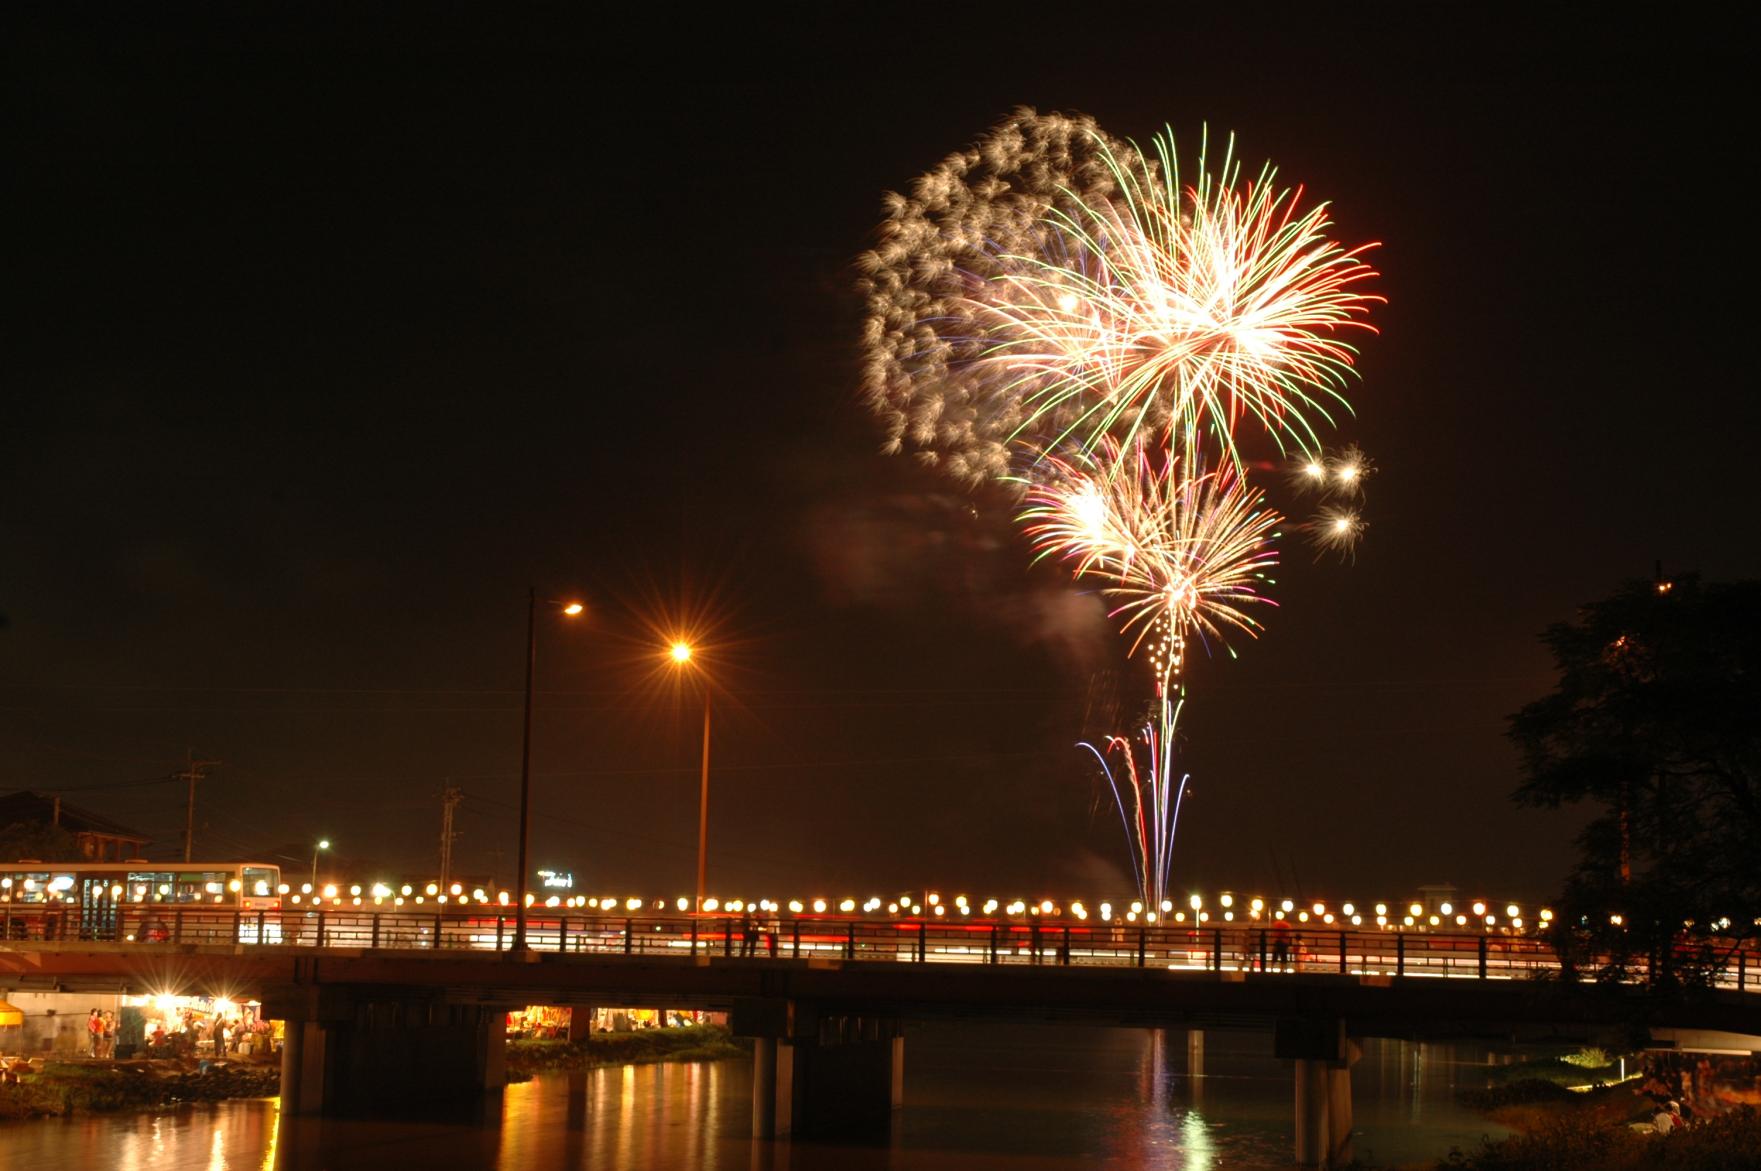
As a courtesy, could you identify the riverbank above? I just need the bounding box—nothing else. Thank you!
[1443,1047,1761,1169]
[0,1059,279,1121]
[506,1024,748,1082]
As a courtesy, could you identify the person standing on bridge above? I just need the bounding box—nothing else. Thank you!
[1270,919,1291,970]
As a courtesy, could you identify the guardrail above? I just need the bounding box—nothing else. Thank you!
[2,906,1755,992]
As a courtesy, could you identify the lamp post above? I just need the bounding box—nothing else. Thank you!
[513,588,585,953]
[668,642,711,912]
[310,839,329,891]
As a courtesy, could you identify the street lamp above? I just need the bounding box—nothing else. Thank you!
[311,839,329,891]
[513,587,585,953]
[668,642,711,912]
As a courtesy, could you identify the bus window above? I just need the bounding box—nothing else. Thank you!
[171,872,232,904]
[6,873,53,904]
[128,872,174,903]
[244,867,278,899]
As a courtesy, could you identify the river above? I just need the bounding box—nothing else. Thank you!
[0,1024,1513,1169]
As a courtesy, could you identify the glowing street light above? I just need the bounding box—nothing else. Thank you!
[310,839,330,892]
[668,640,712,912]
[513,588,585,953]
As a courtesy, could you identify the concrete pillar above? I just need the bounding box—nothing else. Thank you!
[1294,1058,1329,1168]
[278,1017,304,1115]
[476,1010,507,1091]
[775,1039,796,1137]
[296,1021,329,1116]
[753,1037,779,1138]
[890,1034,905,1109]
[1327,1063,1354,1166]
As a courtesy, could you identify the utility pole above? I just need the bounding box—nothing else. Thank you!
[438,784,463,890]
[178,751,220,862]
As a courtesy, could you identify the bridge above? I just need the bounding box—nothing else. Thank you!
[5,907,1759,1169]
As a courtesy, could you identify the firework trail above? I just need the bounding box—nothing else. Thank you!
[1080,698,1188,912]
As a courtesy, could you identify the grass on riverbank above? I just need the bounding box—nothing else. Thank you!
[0,1060,280,1121]
[506,1025,748,1081]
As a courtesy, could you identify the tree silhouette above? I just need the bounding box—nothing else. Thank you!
[1510,576,1761,980]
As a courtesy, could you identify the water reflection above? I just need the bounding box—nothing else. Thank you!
[0,1024,1512,1170]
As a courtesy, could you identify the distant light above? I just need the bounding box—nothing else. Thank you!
[562,602,585,616]
[670,642,693,663]
[317,840,330,850]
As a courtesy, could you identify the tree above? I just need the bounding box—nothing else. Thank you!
[0,819,82,863]
[1509,575,1761,979]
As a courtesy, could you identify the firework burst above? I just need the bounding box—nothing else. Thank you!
[858,109,1137,483]
[1019,439,1281,694]
[981,128,1382,470]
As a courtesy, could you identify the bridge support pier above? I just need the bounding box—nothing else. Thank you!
[734,999,903,1140]
[1277,1018,1358,1168]
[264,986,508,1118]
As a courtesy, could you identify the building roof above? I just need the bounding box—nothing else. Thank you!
[0,791,151,843]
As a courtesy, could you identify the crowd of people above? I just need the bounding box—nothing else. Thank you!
[143,1007,264,1057]
[1637,1053,1754,1133]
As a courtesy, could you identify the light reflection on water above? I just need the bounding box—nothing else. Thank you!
[0,1025,1511,1170]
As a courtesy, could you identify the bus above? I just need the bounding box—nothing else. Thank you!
[0,861,282,941]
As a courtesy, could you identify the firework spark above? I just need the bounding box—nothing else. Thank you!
[1310,507,1366,559]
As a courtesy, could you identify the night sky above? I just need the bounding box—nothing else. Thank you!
[7,11,1754,906]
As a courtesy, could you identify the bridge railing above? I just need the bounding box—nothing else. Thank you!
[3,905,1755,993]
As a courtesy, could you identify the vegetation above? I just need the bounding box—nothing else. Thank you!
[1508,576,1761,983]
[0,1060,278,1120]
[1441,1105,1761,1170]
[0,820,81,863]
[1480,1047,1625,1090]
[505,1024,747,1082]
